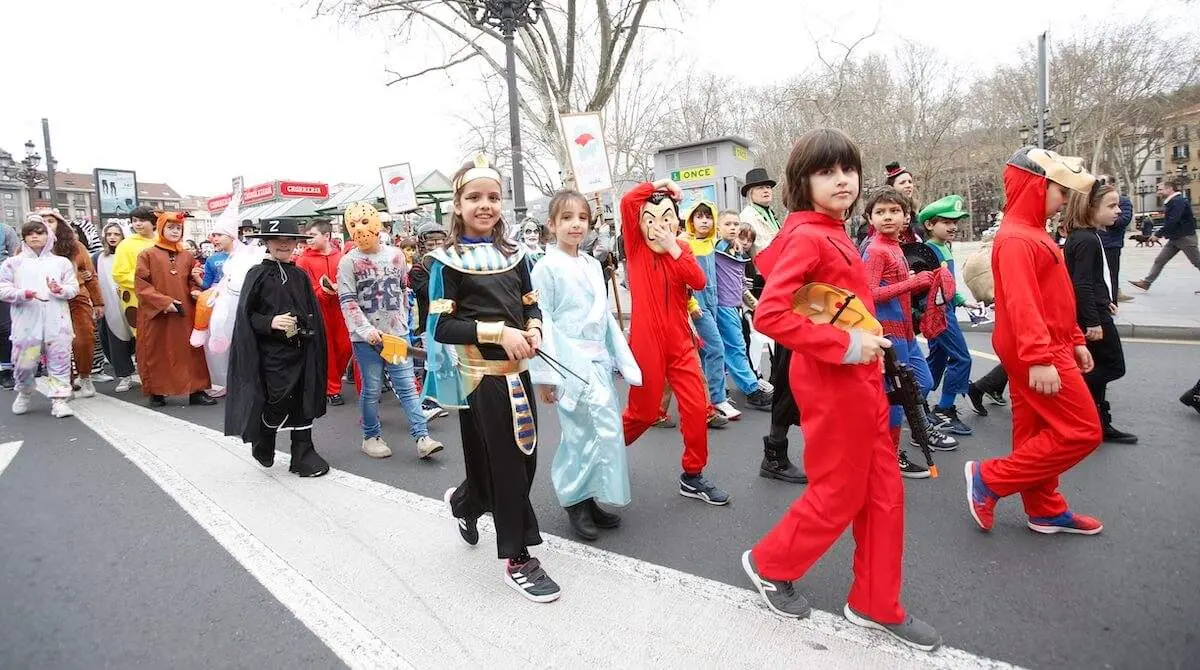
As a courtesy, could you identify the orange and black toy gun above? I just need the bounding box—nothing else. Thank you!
[791,282,938,478]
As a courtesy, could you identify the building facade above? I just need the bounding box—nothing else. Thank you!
[1163,103,1200,216]
[0,178,25,229]
[25,171,182,222]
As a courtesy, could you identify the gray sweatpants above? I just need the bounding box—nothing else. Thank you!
[1144,234,1200,284]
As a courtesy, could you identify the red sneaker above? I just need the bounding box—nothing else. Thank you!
[964,461,997,532]
[1027,511,1103,535]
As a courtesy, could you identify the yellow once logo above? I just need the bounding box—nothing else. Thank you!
[671,165,716,182]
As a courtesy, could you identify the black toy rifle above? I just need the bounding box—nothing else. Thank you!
[790,282,937,478]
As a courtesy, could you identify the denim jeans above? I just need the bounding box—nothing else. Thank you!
[352,341,429,440]
[715,306,759,396]
[693,306,726,404]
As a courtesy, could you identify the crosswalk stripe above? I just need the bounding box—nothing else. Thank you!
[0,440,23,479]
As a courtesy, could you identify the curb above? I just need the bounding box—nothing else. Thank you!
[608,311,1200,342]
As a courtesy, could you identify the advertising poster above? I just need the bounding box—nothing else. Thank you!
[379,163,418,214]
[94,168,138,216]
[679,183,718,215]
[560,112,613,194]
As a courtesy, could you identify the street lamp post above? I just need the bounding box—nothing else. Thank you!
[0,139,45,217]
[1018,117,1071,150]
[469,0,543,222]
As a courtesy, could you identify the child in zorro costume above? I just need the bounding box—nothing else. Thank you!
[426,157,559,603]
[621,179,730,505]
[966,146,1104,536]
[861,188,958,480]
[741,129,940,652]
[224,218,330,478]
[531,190,641,541]
[919,195,976,436]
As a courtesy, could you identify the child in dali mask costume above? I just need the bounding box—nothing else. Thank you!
[530,189,642,541]
[425,156,558,603]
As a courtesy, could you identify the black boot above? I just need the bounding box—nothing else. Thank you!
[149,394,166,407]
[0,369,14,390]
[189,391,217,406]
[1099,402,1138,444]
[565,501,599,540]
[586,498,621,529]
[252,428,277,467]
[760,436,807,484]
[1181,381,1200,416]
[289,429,330,477]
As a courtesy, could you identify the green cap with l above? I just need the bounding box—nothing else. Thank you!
[918,194,970,224]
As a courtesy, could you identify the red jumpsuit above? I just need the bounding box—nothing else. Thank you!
[296,245,352,396]
[620,183,712,475]
[981,167,1102,517]
[749,210,906,625]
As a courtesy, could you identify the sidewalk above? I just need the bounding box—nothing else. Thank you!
[65,390,1018,670]
[606,241,1200,340]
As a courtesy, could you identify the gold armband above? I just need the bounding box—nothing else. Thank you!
[522,289,540,306]
[476,320,506,345]
[525,318,543,332]
[429,298,456,315]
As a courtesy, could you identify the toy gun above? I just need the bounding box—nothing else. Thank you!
[376,333,426,364]
[791,282,937,478]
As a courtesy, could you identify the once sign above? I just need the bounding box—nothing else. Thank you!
[671,165,716,182]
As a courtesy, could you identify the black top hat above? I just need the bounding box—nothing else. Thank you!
[246,218,310,239]
[741,167,777,197]
[239,219,258,231]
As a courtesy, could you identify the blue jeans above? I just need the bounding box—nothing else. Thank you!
[694,306,726,404]
[885,336,933,428]
[352,341,429,440]
[715,306,759,396]
[926,312,971,406]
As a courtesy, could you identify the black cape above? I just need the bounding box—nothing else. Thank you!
[223,261,328,443]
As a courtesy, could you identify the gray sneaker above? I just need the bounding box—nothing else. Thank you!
[741,550,811,619]
[843,603,942,652]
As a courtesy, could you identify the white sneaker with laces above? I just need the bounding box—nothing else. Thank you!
[130,373,142,386]
[75,378,96,398]
[114,377,134,393]
[51,399,74,418]
[92,373,115,383]
[421,405,448,421]
[715,400,743,421]
[757,379,775,394]
[361,436,392,458]
[12,392,32,415]
[416,435,444,459]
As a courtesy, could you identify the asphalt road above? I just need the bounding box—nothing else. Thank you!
[2,333,1198,669]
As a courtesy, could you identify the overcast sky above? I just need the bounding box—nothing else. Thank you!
[0,0,1191,198]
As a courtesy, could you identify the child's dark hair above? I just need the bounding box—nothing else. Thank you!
[448,160,515,255]
[307,218,333,236]
[21,220,47,238]
[782,128,863,213]
[547,189,592,227]
[51,219,78,259]
[863,187,911,220]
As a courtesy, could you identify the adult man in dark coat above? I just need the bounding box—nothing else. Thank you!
[1130,176,1199,292]
[224,218,330,477]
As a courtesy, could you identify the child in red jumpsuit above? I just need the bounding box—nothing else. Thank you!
[739,129,941,652]
[966,147,1104,536]
[621,179,730,506]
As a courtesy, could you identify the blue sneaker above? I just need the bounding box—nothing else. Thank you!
[1027,511,1103,535]
[933,405,973,436]
[679,473,730,506]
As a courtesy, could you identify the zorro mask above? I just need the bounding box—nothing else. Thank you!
[344,201,383,251]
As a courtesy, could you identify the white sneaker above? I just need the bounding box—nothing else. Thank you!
[114,377,134,393]
[92,373,115,383]
[12,392,31,415]
[416,435,444,459]
[361,436,392,459]
[130,373,142,386]
[206,386,227,398]
[75,378,96,399]
[421,404,449,421]
[715,400,743,421]
[51,399,74,418]
[757,379,775,394]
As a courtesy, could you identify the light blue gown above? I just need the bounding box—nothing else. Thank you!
[530,246,642,508]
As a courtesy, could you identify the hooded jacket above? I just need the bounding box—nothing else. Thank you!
[682,199,720,313]
[620,183,707,362]
[991,166,1085,370]
[0,224,80,344]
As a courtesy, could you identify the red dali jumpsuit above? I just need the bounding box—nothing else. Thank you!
[980,166,1102,516]
[296,244,353,396]
[750,210,906,625]
[620,182,712,475]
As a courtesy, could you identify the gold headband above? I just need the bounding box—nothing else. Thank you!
[454,155,503,192]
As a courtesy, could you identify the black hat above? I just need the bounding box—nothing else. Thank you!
[901,242,940,274]
[741,167,777,197]
[246,218,310,239]
[239,219,258,231]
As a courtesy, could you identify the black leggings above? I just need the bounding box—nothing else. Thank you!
[1083,320,1125,404]
[767,345,800,440]
[974,363,1009,395]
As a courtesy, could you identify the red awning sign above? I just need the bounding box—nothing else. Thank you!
[278,181,329,199]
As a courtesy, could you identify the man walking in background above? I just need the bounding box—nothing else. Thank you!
[1130,176,1199,292]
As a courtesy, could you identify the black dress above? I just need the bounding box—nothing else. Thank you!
[1064,228,1125,402]
[434,250,543,560]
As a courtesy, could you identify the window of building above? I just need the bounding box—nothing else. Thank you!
[38,190,49,200]
[1172,144,1190,160]
[2,192,12,200]
[1155,159,1163,171]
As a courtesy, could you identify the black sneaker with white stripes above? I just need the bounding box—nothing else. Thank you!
[504,557,561,603]
[679,472,730,506]
[898,451,931,479]
[913,428,959,452]
[443,487,478,546]
[741,550,811,619]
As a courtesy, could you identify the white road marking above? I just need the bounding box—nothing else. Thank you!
[0,440,23,478]
[57,389,1022,669]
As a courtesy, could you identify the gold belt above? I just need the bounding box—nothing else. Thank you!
[460,345,527,378]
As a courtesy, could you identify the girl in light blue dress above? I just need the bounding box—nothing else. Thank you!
[530,190,642,541]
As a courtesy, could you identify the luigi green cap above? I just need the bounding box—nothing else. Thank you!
[918,194,970,225]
